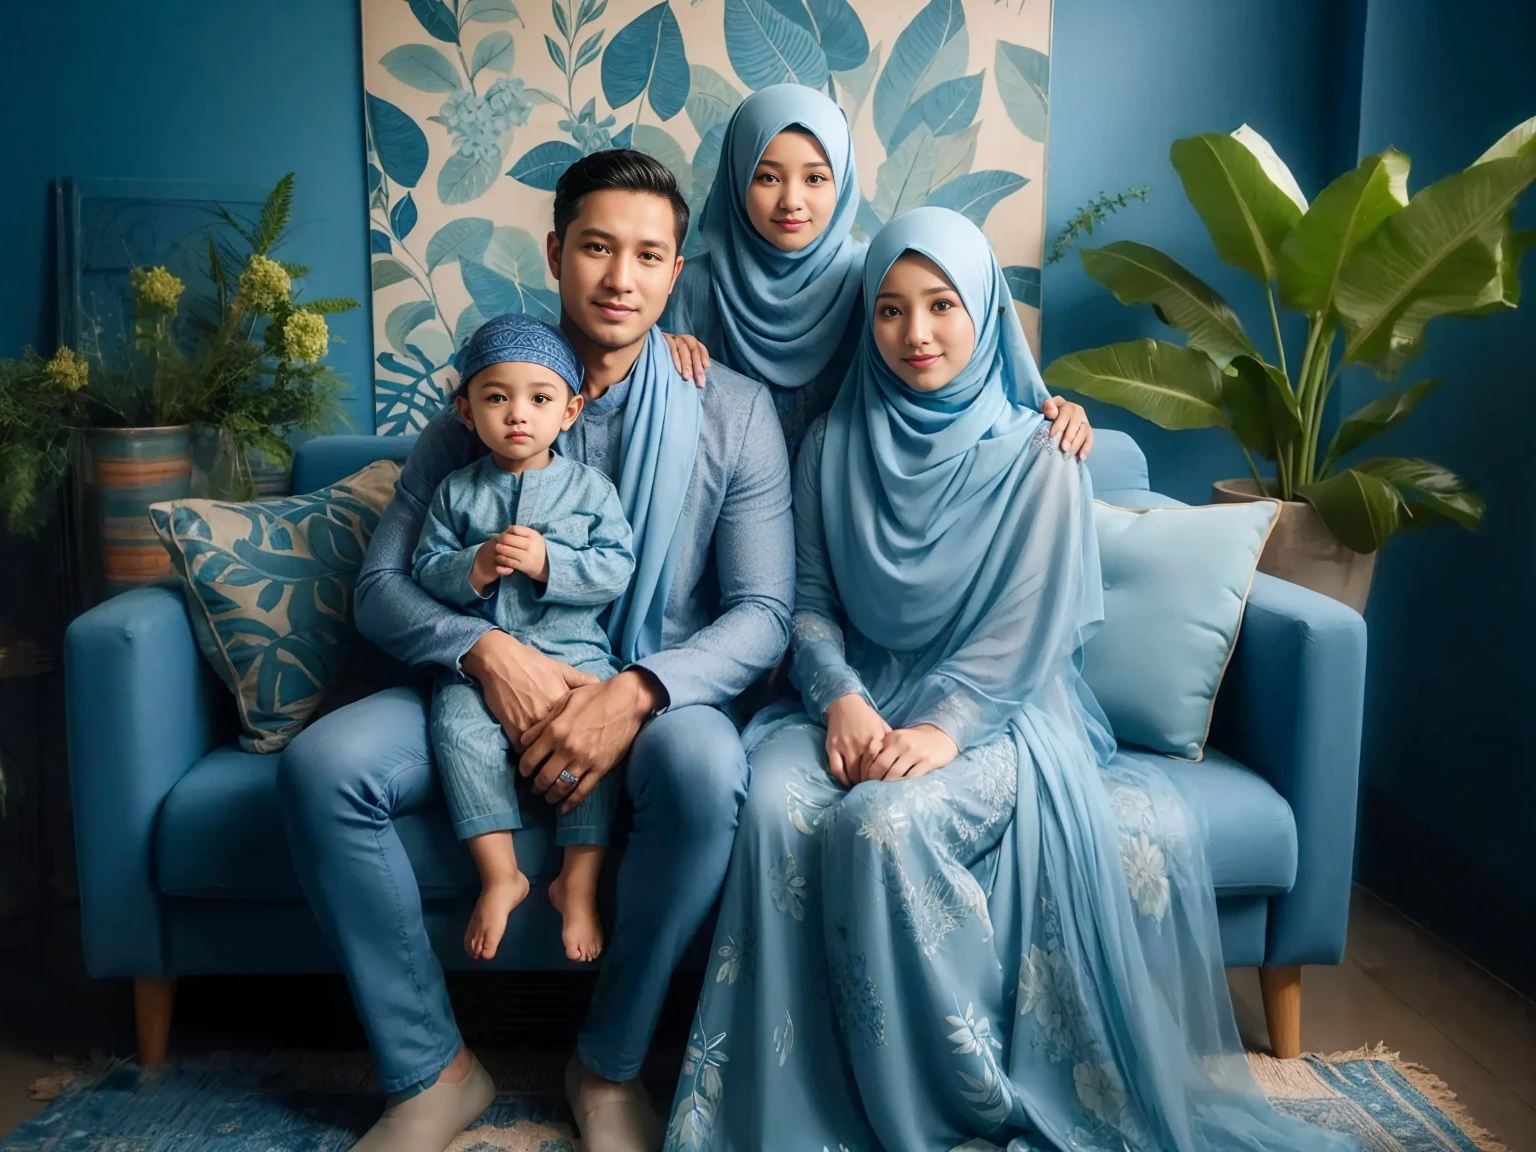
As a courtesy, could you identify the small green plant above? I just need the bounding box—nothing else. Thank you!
[1045,119,1536,553]
[1047,186,1152,266]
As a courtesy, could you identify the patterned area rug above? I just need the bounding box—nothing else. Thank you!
[4,1046,1507,1151]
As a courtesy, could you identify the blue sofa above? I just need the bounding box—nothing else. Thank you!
[64,430,1365,1066]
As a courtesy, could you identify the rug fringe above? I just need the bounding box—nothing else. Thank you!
[1244,1052,1328,1099]
[27,1053,128,1102]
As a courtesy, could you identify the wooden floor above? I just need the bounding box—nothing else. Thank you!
[1,888,1532,1147]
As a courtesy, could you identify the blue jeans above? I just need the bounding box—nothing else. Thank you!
[277,684,748,1092]
[431,679,620,845]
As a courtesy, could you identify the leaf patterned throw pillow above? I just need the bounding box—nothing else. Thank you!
[150,461,402,753]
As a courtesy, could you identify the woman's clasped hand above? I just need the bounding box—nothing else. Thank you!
[823,692,957,784]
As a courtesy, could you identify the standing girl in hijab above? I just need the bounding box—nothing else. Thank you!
[664,208,1357,1152]
[660,84,1093,458]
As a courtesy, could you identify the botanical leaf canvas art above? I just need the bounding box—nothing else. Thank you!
[361,0,1053,433]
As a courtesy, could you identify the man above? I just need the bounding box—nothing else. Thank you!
[278,150,794,1152]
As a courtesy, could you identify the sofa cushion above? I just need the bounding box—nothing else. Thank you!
[1113,746,1297,895]
[150,462,401,754]
[1083,499,1278,760]
[156,745,556,900]
[158,742,1294,901]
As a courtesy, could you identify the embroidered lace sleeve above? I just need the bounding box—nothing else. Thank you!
[789,418,874,719]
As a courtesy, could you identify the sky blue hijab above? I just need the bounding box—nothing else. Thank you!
[698,84,866,388]
[820,206,1069,662]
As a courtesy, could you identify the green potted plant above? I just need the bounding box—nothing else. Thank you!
[0,175,357,594]
[188,173,358,501]
[1044,118,1536,611]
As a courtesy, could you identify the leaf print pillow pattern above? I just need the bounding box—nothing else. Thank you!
[150,461,402,753]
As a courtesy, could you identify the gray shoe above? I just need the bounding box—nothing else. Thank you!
[350,1052,496,1152]
[564,1055,663,1152]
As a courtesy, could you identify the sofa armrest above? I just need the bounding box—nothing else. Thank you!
[1209,572,1366,966]
[65,585,225,976]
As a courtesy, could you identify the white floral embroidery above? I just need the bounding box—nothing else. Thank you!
[1073,1061,1128,1129]
[769,854,808,921]
[906,773,954,814]
[948,1002,1014,1125]
[1109,785,1156,829]
[667,1015,728,1150]
[940,855,992,938]
[714,928,754,985]
[1017,944,1080,1060]
[1120,832,1171,921]
[855,799,910,857]
[785,775,839,837]
[772,1010,795,1067]
[902,874,967,955]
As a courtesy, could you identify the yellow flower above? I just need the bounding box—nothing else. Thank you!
[132,265,185,313]
[238,254,292,314]
[44,347,89,392]
[283,310,329,363]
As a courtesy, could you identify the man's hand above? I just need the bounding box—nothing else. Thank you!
[462,629,598,749]
[519,669,663,812]
[824,693,890,787]
[662,332,710,387]
[501,525,549,583]
[862,724,959,782]
[1042,396,1094,461]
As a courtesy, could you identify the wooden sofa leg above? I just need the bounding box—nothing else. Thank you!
[133,977,176,1067]
[1258,965,1302,1059]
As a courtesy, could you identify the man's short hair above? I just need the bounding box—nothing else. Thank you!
[552,149,691,252]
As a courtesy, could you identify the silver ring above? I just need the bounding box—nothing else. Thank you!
[557,769,580,786]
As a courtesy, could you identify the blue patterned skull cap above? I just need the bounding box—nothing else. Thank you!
[454,313,584,396]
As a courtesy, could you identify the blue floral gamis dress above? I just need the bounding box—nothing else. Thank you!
[662,83,866,454]
[665,208,1359,1152]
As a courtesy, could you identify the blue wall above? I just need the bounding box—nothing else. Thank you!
[1345,0,1536,993]
[1044,0,1349,504]
[0,0,376,432]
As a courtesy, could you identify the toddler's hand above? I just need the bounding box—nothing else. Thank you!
[824,693,890,787]
[470,532,516,595]
[501,525,550,583]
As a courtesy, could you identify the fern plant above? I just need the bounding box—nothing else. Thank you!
[1045,119,1536,553]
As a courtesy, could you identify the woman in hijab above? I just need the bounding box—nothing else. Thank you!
[664,208,1358,1152]
[660,83,1092,459]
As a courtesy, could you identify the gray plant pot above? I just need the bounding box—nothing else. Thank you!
[1212,479,1376,615]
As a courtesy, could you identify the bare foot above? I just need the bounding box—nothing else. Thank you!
[548,872,604,962]
[464,871,530,960]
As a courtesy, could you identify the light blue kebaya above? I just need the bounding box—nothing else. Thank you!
[666,210,1360,1152]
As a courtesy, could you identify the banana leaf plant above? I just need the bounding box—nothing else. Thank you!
[1043,118,1536,553]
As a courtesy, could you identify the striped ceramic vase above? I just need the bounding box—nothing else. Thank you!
[86,426,193,593]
